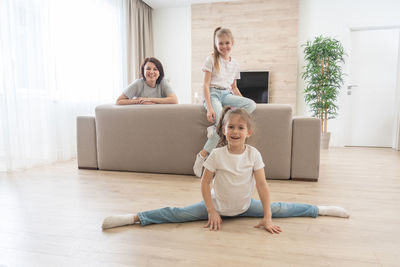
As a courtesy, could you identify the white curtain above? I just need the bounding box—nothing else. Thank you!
[0,0,128,171]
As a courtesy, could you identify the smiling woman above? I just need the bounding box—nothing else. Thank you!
[116,57,178,105]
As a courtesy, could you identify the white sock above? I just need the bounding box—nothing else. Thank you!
[318,206,350,218]
[207,125,215,139]
[102,214,135,229]
[193,152,207,178]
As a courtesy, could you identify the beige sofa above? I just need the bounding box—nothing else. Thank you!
[77,104,320,181]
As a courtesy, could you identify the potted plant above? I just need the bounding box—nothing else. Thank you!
[301,36,346,149]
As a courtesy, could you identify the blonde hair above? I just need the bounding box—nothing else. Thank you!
[216,106,253,147]
[213,27,234,72]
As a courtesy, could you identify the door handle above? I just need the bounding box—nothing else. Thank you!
[347,85,358,90]
[347,85,358,95]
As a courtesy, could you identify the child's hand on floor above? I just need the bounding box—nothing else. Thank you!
[254,218,282,234]
[204,210,222,231]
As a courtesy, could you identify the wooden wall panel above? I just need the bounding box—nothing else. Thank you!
[191,0,298,110]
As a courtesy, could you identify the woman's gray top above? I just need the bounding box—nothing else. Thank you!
[123,78,174,99]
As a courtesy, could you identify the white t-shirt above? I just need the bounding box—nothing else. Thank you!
[202,145,265,216]
[202,55,240,90]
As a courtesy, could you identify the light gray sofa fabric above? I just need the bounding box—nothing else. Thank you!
[95,104,208,175]
[77,104,320,181]
[291,117,321,181]
[248,104,292,179]
[76,116,97,169]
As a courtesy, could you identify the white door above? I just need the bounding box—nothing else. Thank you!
[345,28,399,147]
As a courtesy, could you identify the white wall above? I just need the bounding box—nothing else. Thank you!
[152,1,400,147]
[298,0,400,146]
[152,6,191,104]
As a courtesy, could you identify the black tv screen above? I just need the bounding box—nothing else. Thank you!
[237,71,269,103]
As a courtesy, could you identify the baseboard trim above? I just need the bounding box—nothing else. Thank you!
[78,167,98,170]
[291,178,318,182]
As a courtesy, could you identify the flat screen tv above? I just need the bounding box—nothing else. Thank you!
[236,71,269,103]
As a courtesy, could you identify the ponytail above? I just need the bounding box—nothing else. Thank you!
[212,27,234,73]
[213,27,222,72]
[216,106,233,147]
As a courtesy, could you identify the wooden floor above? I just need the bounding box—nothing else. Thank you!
[0,147,399,267]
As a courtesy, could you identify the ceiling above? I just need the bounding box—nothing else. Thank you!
[142,0,233,9]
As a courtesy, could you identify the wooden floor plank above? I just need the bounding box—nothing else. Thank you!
[1,147,399,266]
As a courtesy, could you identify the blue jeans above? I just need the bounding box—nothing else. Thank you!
[203,88,256,153]
[137,199,318,226]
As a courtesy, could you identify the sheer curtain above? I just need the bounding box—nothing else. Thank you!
[0,0,127,171]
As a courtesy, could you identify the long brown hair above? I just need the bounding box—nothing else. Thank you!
[213,27,234,72]
[216,106,253,147]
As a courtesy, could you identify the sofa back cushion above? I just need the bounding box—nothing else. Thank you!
[250,104,292,179]
[95,104,292,179]
[95,104,209,174]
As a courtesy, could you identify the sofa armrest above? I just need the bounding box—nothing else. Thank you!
[291,117,320,181]
[77,116,98,169]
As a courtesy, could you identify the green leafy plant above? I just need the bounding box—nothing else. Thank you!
[301,36,346,133]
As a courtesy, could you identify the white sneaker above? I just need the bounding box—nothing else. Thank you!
[207,125,215,139]
[193,153,206,178]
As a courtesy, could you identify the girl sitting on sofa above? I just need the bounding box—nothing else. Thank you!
[116,57,178,105]
[102,107,349,233]
[193,27,257,178]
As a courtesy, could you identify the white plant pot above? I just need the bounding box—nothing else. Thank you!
[321,132,331,149]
